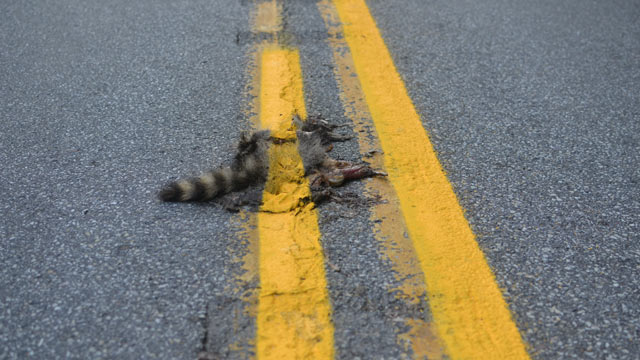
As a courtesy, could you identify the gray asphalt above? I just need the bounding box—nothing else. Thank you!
[1,0,249,358]
[366,0,640,358]
[1,0,639,359]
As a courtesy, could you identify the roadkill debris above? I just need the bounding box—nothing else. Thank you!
[159,115,386,211]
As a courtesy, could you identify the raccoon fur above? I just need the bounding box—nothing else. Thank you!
[158,115,384,203]
[158,130,270,202]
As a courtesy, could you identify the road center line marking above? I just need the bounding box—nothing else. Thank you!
[331,0,530,358]
[256,48,335,360]
[317,1,446,358]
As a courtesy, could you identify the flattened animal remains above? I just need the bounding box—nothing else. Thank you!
[158,115,386,210]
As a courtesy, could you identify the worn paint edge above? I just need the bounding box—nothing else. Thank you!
[331,0,530,358]
[255,48,335,360]
[317,1,447,358]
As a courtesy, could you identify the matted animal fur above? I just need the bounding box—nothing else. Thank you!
[158,115,385,203]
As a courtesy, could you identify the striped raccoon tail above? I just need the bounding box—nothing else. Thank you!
[158,167,249,202]
[158,130,271,202]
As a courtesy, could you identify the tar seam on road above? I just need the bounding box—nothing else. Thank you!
[317,1,447,358]
[331,0,530,358]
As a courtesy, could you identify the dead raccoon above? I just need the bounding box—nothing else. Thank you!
[158,115,385,203]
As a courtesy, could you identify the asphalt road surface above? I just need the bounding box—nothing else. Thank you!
[1,0,638,359]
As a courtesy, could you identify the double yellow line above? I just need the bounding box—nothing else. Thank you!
[242,0,530,359]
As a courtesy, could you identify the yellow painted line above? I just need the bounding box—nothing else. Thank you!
[331,0,530,359]
[317,1,446,358]
[256,48,335,359]
[235,3,335,359]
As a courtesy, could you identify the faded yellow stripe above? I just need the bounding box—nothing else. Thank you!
[254,0,282,34]
[332,0,529,359]
[256,48,334,359]
[317,1,446,358]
